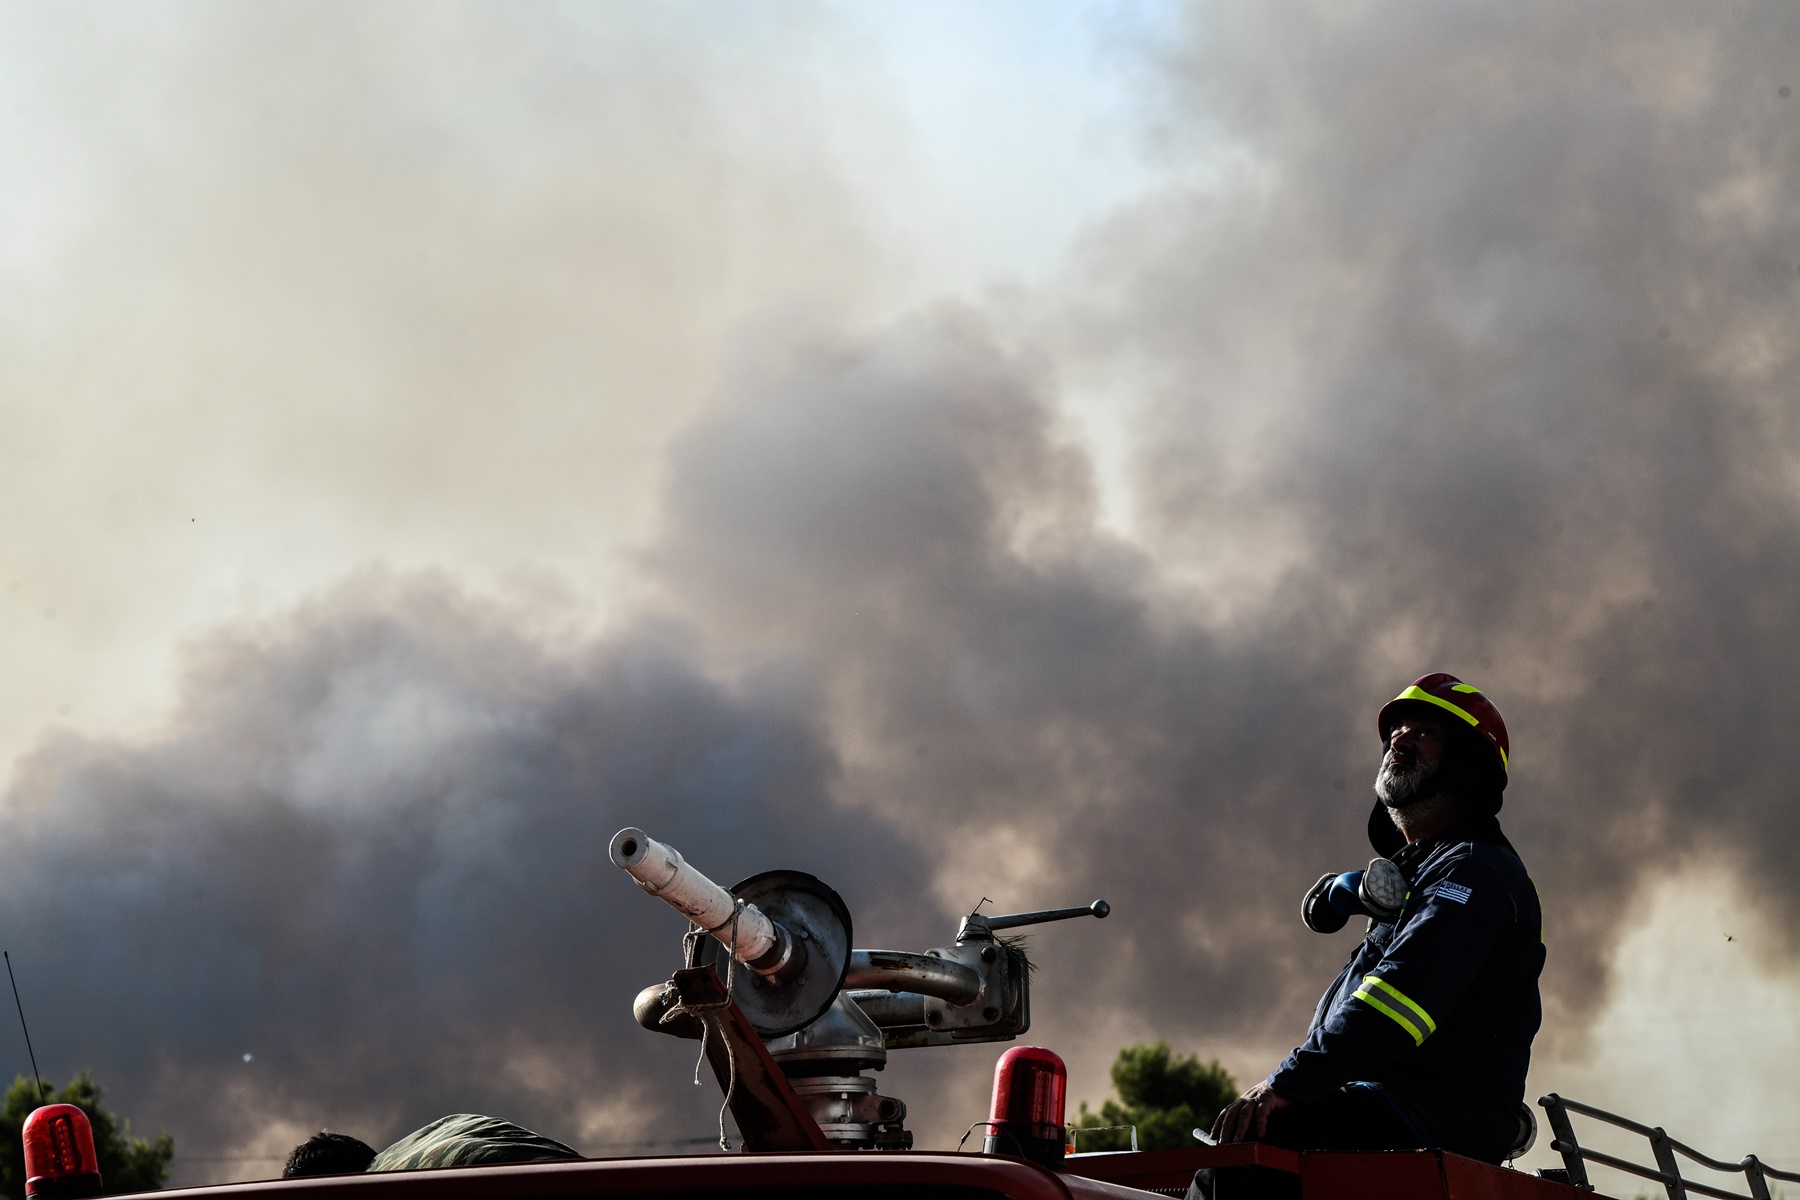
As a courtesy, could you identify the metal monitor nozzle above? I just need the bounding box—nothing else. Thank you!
[610,828,853,1038]
[612,826,1114,1152]
[609,827,803,978]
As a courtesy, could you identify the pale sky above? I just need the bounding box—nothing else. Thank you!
[0,0,1170,776]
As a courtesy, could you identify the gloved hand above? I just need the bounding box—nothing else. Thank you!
[1301,858,1407,932]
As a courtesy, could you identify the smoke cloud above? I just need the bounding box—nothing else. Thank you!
[2,0,1799,1179]
[0,575,937,1167]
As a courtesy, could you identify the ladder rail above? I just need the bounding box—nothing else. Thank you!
[1538,1094,1790,1200]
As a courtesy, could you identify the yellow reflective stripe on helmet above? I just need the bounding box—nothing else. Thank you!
[1391,685,1480,727]
[1449,683,1484,694]
[1353,975,1436,1046]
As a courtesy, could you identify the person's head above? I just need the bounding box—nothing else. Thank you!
[283,1131,376,1178]
[1374,673,1510,818]
[1374,711,1453,808]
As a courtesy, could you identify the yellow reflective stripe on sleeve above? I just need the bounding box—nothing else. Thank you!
[1352,985,1426,1046]
[1364,975,1437,1033]
[1392,686,1480,727]
[1354,975,1437,1045]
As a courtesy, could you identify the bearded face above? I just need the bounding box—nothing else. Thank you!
[1374,713,1453,809]
[1374,752,1435,808]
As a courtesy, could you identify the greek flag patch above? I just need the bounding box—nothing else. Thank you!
[1434,882,1473,905]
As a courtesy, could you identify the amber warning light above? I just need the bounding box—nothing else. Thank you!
[23,1105,102,1200]
[984,1045,1067,1168]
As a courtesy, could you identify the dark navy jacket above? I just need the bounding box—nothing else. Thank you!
[1267,815,1545,1163]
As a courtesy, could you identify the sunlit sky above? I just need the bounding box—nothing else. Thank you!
[0,0,1174,775]
[822,0,1178,290]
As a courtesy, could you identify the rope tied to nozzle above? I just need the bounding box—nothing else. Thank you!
[661,897,745,1152]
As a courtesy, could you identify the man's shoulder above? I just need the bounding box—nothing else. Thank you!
[1414,838,1536,921]
[1426,828,1524,867]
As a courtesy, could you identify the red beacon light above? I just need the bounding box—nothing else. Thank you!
[23,1105,102,1200]
[983,1045,1068,1168]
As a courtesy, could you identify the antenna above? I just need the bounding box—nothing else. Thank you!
[5,952,46,1106]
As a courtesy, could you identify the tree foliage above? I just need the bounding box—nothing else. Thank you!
[0,1074,172,1198]
[1071,1042,1239,1152]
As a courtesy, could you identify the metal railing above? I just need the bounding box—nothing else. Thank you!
[1539,1093,1800,1200]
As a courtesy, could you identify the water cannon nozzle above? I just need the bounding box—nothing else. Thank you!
[609,827,650,869]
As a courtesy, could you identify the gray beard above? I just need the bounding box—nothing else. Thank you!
[1375,756,1434,807]
[1374,758,1454,832]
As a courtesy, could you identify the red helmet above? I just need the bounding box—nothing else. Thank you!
[1377,672,1509,788]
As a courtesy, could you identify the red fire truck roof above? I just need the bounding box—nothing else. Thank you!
[143,1146,1590,1200]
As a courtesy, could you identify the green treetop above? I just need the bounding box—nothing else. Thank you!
[0,1074,172,1198]
[1070,1042,1238,1152]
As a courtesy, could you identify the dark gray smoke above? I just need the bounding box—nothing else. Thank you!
[0,577,929,1174]
[4,0,1799,1176]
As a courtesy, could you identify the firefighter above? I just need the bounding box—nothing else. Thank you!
[1202,674,1544,1193]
